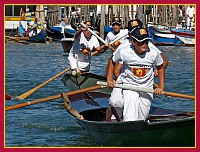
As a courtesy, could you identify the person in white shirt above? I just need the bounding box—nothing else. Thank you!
[113,19,168,78]
[105,17,128,48]
[68,21,107,76]
[186,5,195,30]
[106,27,165,122]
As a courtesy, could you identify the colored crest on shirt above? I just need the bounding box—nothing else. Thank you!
[113,40,121,46]
[81,48,91,54]
[133,68,146,77]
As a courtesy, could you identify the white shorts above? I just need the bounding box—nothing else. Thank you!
[123,90,152,121]
[68,53,90,72]
[109,88,153,121]
[109,87,124,119]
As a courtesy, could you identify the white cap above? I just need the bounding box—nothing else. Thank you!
[26,8,29,11]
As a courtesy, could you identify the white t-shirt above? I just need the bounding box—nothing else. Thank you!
[112,41,163,88]
[105,29,128,48]
[68,32,100,71]
[70,32,100,62]
[186,6,195,18]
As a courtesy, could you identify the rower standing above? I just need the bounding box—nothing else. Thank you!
[68,21,107,76]
[106,27,165,122]
[186,5,195,30]
[105,17,128,49]
[25,8,35,24]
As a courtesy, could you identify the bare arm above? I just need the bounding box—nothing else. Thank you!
[106,56,116,87]
[74,28,82,39]
[160,53,168,69]
[154,53,168,77]
[94,43,111,53]
[154,64,165,95]
[114,62,123,78]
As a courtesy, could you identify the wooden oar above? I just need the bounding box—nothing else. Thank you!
[90,32,128,56]
[153,82,195,100]
[15,67,71,100]
[80,22,116,52]
[153,82,159,88]
[5,85,105,111]
[109,33,128,45]
[97,81,195,100]
[5,36,29,45]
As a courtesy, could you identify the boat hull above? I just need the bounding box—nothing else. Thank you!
[46,24,75,40]
[169,28,195,46]
[66,91,195,147]
[170,28,195,37]
[29,29,46,43]
[78,116,194,146]
[60,38,74,53]
[62,72,195,146]
[46,25,64,40]
[176,35,195,46]
[148,26,183,46]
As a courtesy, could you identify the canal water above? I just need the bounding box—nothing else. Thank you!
[5,42,195,147]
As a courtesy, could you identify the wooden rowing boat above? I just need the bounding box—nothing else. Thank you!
[28,29,46,43]
[176,35,195,46]
[170,28,195,38]
[46,24,75,41]
[62,72,111,93]
[60,38,74,53]
[62,91,195,147]
[62,73,195,146]
[148,26,184,46]
[170,28,195,46]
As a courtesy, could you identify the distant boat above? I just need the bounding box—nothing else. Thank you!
[16,21,46,43]
[175,35,195,46]
[28,28,46,43]
[46,24,76,41]
[60,37,74,53]
[170,28,195,46]
[148,26,184,46]
[170,28,195,38]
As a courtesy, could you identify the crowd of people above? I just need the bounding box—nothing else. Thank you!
[67,17,168,122]
[20,8,42,36]
[178,5,195,30]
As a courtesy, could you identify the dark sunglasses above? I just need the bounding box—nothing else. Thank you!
[136,40,149,46]
[112,23,121,26]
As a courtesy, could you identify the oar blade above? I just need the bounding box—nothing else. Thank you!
[5,94,11,100]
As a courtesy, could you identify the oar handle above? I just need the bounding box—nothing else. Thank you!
[80,22,115,52]
[97,81,154,93]
[109,33,128,45]
[97,81,195,100]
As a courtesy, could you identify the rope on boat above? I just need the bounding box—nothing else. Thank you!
[62,92,84,120]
